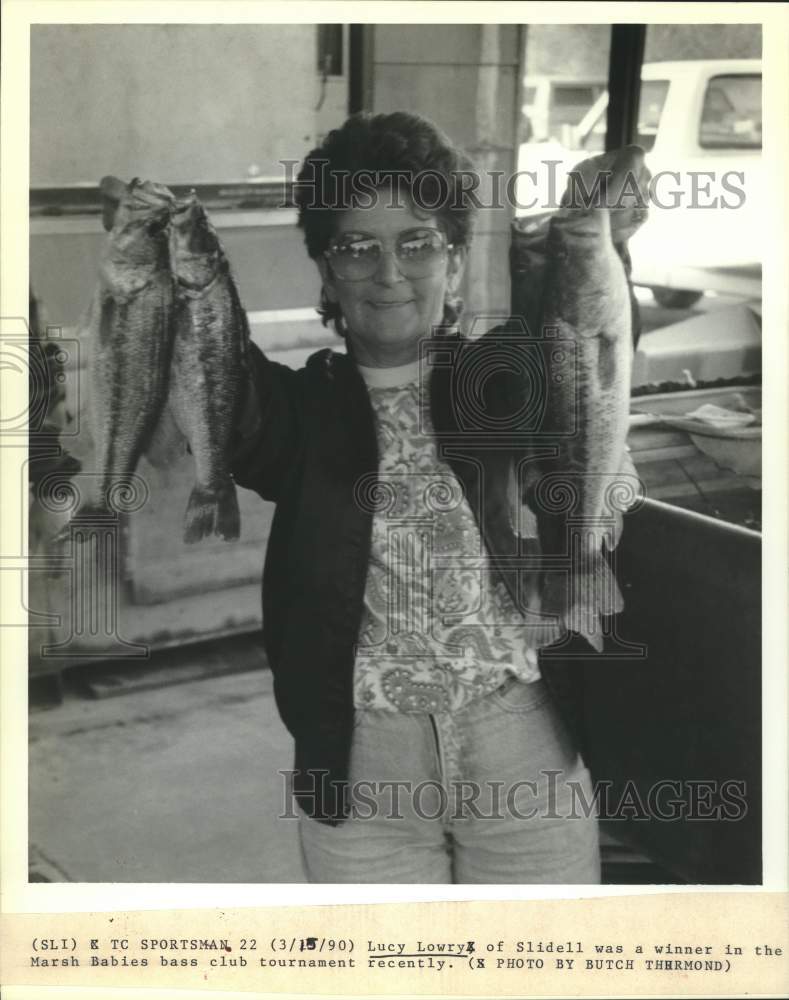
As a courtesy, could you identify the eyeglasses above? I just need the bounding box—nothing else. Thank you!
[324,227,453,282]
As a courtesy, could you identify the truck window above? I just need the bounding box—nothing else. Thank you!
[553,84,602,107]
[580,79,668,153]
[552,83,605,143]
[579,108,606,152]
[699,74,762,149]
[636,79,669,151]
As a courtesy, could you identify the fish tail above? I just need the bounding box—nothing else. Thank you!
[564,551,624,652]
[215,483,241,541]
[50,500,113,544]
[183,481,240,543]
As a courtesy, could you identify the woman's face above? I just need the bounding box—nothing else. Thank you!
[318,194,466,367]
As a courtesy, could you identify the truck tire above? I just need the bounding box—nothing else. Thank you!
[652,287,704,309]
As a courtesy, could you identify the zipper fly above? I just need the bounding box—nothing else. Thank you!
[428,713,452,828]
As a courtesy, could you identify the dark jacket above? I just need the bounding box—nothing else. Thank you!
[230,318,591,824]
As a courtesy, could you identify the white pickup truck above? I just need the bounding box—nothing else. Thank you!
[516,60,763,307]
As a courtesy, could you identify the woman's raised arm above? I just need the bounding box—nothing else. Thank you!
[229,339,306,504]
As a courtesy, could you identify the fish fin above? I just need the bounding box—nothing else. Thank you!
[542,552,624,653]
[144,403,188,469]
[605,452,643,552]
[183,482,240,543]
[566,551,624,652]
[50,522,72,546]
[50,500,113,545]
[99,176,128,231]
[215,484,241,541]
[607,509,624,551]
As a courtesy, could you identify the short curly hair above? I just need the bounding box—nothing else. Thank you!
[295,111,478,334]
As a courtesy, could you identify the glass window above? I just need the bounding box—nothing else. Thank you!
[580,107,607,152]
[580,79,668,153]
[317,23,343,76]
[636,79,669,151]
[519,25,611,144]
[551,84,606,138]
[699,74,762,149]
[553,84,599,107]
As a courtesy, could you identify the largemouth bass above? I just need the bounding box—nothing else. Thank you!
[532,145,649,651]
[78,176,175,520]
[168,193,248,542]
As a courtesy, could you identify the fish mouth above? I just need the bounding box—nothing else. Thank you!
[120,203,170,239]
[172,190,199,216]
[171,211,216,258]
[129,178,176,209]
[170,193,206,240]
[143,205,172,233]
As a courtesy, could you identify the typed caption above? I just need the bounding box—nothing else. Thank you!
[3,895,787,996]
[25,933,783,975]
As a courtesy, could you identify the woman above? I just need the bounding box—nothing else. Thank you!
[231,111,636,883]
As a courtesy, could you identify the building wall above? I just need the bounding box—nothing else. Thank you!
[523,24,611,79]
[369,23,523,324]
[371,24,521,150]
[30,24,323,187]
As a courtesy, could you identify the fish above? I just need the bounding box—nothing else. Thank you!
[167,192,248,542]
[527,145,649,651]
[28,286,82,506]
[143,397,188,469]
[66,176,175,527]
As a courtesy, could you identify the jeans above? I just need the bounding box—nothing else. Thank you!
[298,676,601,883]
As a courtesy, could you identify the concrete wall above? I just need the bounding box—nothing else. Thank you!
[524,24,610,79]
[370,23,523,325]
[371,24,521,150]
[30,24,323,186]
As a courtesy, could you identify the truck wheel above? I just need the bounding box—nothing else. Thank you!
[652,287,704,309]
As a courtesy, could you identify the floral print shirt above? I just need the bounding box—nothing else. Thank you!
[353,358,541,714]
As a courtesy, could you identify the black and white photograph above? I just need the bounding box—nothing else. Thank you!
[20,10,773,896]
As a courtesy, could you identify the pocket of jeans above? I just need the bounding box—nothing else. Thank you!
[488,676,550,714]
